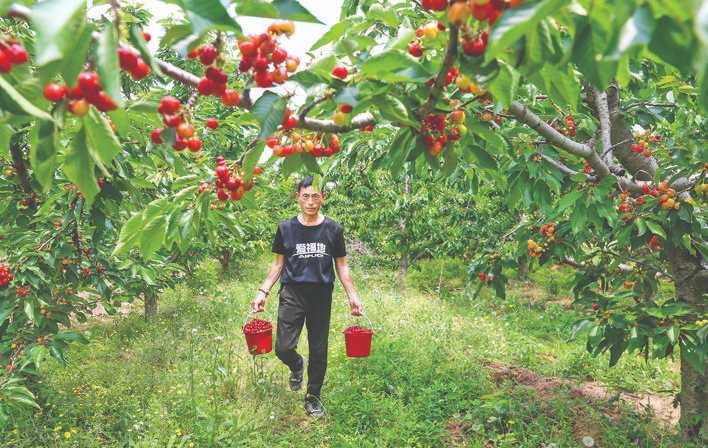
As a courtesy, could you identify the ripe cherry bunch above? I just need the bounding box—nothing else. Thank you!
[407,21,445,58]
[117,46,151,81]
[267,131,341,158]
[426,66,458,88]
[243,318,272,334]
[15,285,30,298]
[43,71,118,114]
[236,21,300,88]
[151,96,218,152]
[549,115,577,138]
[539,222,556,241]
[344,325,372,334]
[211,156,262,202]
[630,133,662,158]
[422,0,523,24]
[0,265,14,287]
[527,238,546,257]
[0,38,28,73]
[478,272,493,283]
[420,109,467,156]
[187,44,241,106]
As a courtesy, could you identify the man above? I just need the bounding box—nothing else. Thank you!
[251,175,364,418]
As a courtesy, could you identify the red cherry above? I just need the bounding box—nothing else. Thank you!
[205,66,228,84]
[408,41,424,57]
[78,71,101,94]
[199,45,217,65]
[217,189,229,201]
[271,47,288,64]
[331,65,348,79]
[283,115,298,130]
[158,96,181,115]
[188,47,201,59]
[198,77,216,96]
[43,83,68,102]
[118,47,139,71]
[266,136,279,148]
[221,90,241,107]
[253,56,269,72]
[8,44,28,64]
[68,85,84,100]
[479,273,487,281]
[150,128,163,144]
[163,114,183,128]
[238,58,252,72]
[238,41,258,58]
[142,31,152,42]
[130,59,151,80]
[187,137,202,152]
[253,166,263,175]
[206,118,219,129]
[421,0,448,11]
[340,103,353,113]
[254,70,273,88]
[463,38,486,57]
[93,92,117,112]
[173,137,187,151]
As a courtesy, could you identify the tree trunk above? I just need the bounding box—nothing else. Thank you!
[397,174,411,290]
[144,291,158,319]
[518,257,529,280]
[220,249,231,273]
[667,246,707,440]
[398,250,408,290]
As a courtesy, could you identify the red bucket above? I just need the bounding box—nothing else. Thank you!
[343,325,373,357]
[243,318,272,355]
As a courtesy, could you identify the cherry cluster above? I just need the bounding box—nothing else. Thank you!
[243,318,272,334]
[267,132,341,158]
[408,21,445,58]
[0,39,28,73]
[550,115,576,138]
[420,110,466,156]
[15,285,30,298]
[630,139,655,158]
[539,222,555,241]
[420,1,523,25]
[237,21,300,88]
[187,45,241,106]
[0,265,14,287]
[151,96,210,152]
[344,325,373,334]
[43,71,118,115]
[426,67,458,88]
[527,239,545,257]
[456,74,483,94]
[211,156,262,202]
[478,272,493,283]
[118,46,151,81]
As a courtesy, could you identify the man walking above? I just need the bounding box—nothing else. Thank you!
[251,175,363,418]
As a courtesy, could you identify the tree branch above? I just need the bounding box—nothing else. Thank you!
[593,87,613,165]
[10,141,33,195]
[420,24,459,117]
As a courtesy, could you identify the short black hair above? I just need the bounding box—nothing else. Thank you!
[296,175,314,193]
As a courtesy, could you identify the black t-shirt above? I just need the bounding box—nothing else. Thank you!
[272,216,346,285]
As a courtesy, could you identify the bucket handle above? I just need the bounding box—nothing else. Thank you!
[346,311,375,331]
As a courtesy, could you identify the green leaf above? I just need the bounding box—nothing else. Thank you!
[376,95,417,127]
[83,108,122,173]
[237,0,323,24]
[571,18,618,89]
[140,214,168,259]
[128,25,162,78]
[30,0,85,67]
[242,141,266,184]
[30,121,58,192]
[367,3,398,27]
[252,92,287,140]
[182,0,243,36]
[310,18,358,50]
[557,190,583,212]
[113,212,144,257]
[60,23,93,85]
[609,5,655,60]
[0,124,11,158]
[308,54,337,78]
[301,153,322,174]
[281,152,303,176]
[360,51,429,83]
[648,17,695,73]
[388,128,415,178]
[645,220,667,239]
[0,76,53,122]
[63,128,99,206]
[96,22,123,108]
[467,145,498,171]
[485,0,569,62]
[487,61,519,108]
[537,65,580,110]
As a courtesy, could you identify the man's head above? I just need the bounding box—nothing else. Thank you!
[295,175,326,218]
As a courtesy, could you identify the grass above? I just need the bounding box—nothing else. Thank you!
[0,253,693,447]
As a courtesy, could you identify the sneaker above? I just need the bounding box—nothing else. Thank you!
[304,394,324,418]
[289,365,304,391]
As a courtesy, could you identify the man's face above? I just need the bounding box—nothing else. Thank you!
[297,185,325,216]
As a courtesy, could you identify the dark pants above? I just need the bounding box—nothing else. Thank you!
[275,282,333,397]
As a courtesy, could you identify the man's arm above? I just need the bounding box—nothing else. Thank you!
[251,254,284,312]
[335,256,363,316]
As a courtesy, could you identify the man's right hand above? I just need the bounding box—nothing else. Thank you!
[251,291,267,312]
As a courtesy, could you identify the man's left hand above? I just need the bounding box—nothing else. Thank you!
[349,297,364,316]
